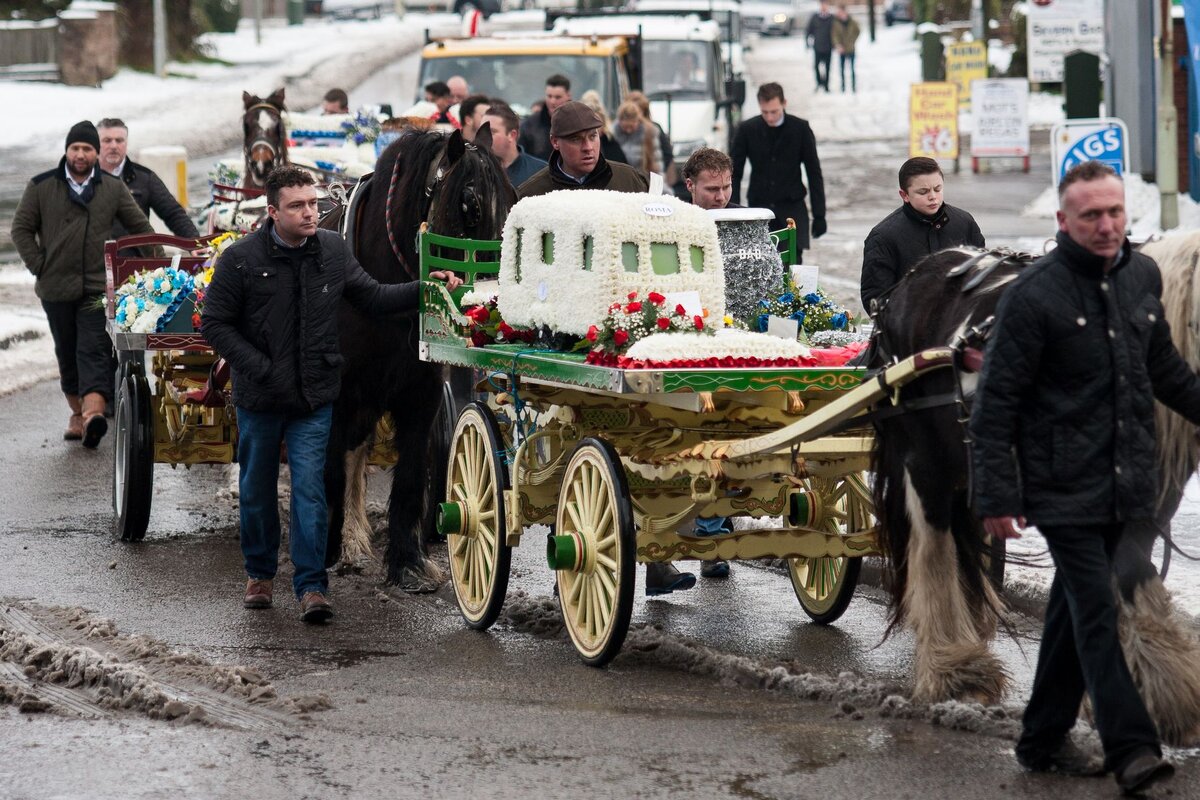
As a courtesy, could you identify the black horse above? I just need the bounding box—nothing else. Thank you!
[869,241,1200,743]
[241,88,288,190]
[324,124,516,589]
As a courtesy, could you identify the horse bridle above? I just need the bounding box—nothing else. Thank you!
[245,101,284,174]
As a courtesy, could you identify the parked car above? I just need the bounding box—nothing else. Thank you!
[740,0,801,36]
[884,0,914,26]
[320,0,386,18]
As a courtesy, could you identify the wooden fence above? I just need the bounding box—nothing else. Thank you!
[0,19,60,81]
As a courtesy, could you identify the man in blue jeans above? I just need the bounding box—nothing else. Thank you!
[202,166,460,622]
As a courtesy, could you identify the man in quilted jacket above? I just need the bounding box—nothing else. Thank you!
[971,161,1200,794]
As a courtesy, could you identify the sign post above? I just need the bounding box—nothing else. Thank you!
[910,82,960,167]
[1049,117,1130,186]
[970,78,1030,173]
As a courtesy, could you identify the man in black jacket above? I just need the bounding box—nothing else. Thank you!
[518,74,570,162]
[971,162,1196,794]
[730,83,826,261]
[860,156,984,313]
[201,166,459,623]
[805,1,835,92]
[97,118,199,240]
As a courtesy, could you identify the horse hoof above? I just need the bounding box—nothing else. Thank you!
[399,566,442,594]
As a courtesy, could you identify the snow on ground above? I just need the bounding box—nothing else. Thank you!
[0,14,431,162]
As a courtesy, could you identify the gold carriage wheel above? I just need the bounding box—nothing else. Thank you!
[446,403,512,630]
[788,473,869,624]
[554,438,635,667]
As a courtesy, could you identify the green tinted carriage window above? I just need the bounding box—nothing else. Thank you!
[621,242,639,272]
[650,243,679,275]
[583,236,593,271]
[542,232,554,264]
[689,245,704,273]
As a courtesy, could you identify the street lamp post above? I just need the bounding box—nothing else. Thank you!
[1157,0,1179,230]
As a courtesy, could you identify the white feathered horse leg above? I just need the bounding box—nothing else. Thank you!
[902,470,1009,704]
[1112,232,1200,746]
[339,442,377,565]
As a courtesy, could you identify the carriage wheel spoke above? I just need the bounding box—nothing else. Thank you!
[565,500,584,536]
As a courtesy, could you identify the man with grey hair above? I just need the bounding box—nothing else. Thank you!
[972,161,1196,794]
[97,118,198,240]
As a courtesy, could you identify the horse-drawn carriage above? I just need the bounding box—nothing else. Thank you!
[416,210,961,666]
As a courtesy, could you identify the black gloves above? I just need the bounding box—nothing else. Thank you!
[811,217,827,238]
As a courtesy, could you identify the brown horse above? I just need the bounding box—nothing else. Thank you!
[241,88,288,189]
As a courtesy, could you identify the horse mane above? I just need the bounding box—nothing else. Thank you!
[384,128,452,270]
[1140,231,1200,503]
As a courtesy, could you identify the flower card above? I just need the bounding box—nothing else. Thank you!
[766,315,800,341]
[665,290,702,318]
[791,264,820,294]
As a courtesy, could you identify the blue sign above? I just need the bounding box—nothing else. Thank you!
[1059,126,1124,180]
[1050,118,1131,186]
[1183,0,1200,201]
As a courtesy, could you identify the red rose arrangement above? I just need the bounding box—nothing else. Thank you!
[581,291,710,364]
[461,297,535,347]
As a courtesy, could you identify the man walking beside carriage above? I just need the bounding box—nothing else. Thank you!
[971,162,1196,794]
[10,120,155,447]
[201,166,460,623]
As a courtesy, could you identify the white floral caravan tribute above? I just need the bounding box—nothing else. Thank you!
[497,191,726,336]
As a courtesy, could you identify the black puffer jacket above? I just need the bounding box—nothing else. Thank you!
[970,233,1200,526]
[201,223,418,414]
[860,202,984,312]
[111,158,199,239]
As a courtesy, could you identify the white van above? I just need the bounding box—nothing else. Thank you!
[551,14,741,158]
[629,0,746,79]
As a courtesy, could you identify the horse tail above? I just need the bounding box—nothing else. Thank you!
[1143,232,1200,504]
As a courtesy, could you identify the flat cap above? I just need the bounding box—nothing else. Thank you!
[550,101,603,137]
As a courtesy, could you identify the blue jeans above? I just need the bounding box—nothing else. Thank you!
[695,516,730,535]
[237,404,332,600]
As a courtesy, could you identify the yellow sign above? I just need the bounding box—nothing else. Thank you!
[945,41,989,109]
[909,82,959,158]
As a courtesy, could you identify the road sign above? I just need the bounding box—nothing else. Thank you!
[1026,0,1104,83]
[910,82,959,159]
[1050,117,1130,185]
[971,79,1030,157]
[945,41,988,110]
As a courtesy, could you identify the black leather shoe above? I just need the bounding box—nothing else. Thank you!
[1017,739,1106,777]
[1115,752,1174,795]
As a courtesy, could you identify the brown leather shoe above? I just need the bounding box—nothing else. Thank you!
[64,413,83,441]
[1115,751,1174,794]
[243,578,273,609]
[300,591,333,623]
[81,392,108,449]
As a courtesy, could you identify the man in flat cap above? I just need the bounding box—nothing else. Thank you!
[10,120,153,447]
[517,100,649,198]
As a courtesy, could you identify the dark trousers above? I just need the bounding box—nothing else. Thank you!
[813,50,832,91]
[839,52,856,92]
[41,295,112,400]
[1017,523,1161,772]
[237,404,333,600]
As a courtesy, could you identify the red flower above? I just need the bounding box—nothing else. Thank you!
[656,317,670,330]
[498,322,515,338]
[586,325,598,342]
[674,304,686,315]
[648,292,666,305]
[693,315,704,330]
[466,305,490,323]
[627,291,638,300]
[626,301,642,313]
[613,329,629,346]
[609,302,621,312]
[469,330,490,347]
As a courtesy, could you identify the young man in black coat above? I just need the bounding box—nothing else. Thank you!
[860,156,984,313]
[201,166,459,623]
[971,162,1198,794]
[730,82,826,261]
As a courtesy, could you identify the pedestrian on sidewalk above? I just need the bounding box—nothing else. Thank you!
[97,118,199,241]
[10,120,154,447]
[971,161,1191,795]
[201,166,461,624]
[832,3,860,93]
[612,101,661,179]
[805,1,835,93]
[730,82,826,261]
[860,156,984,313]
